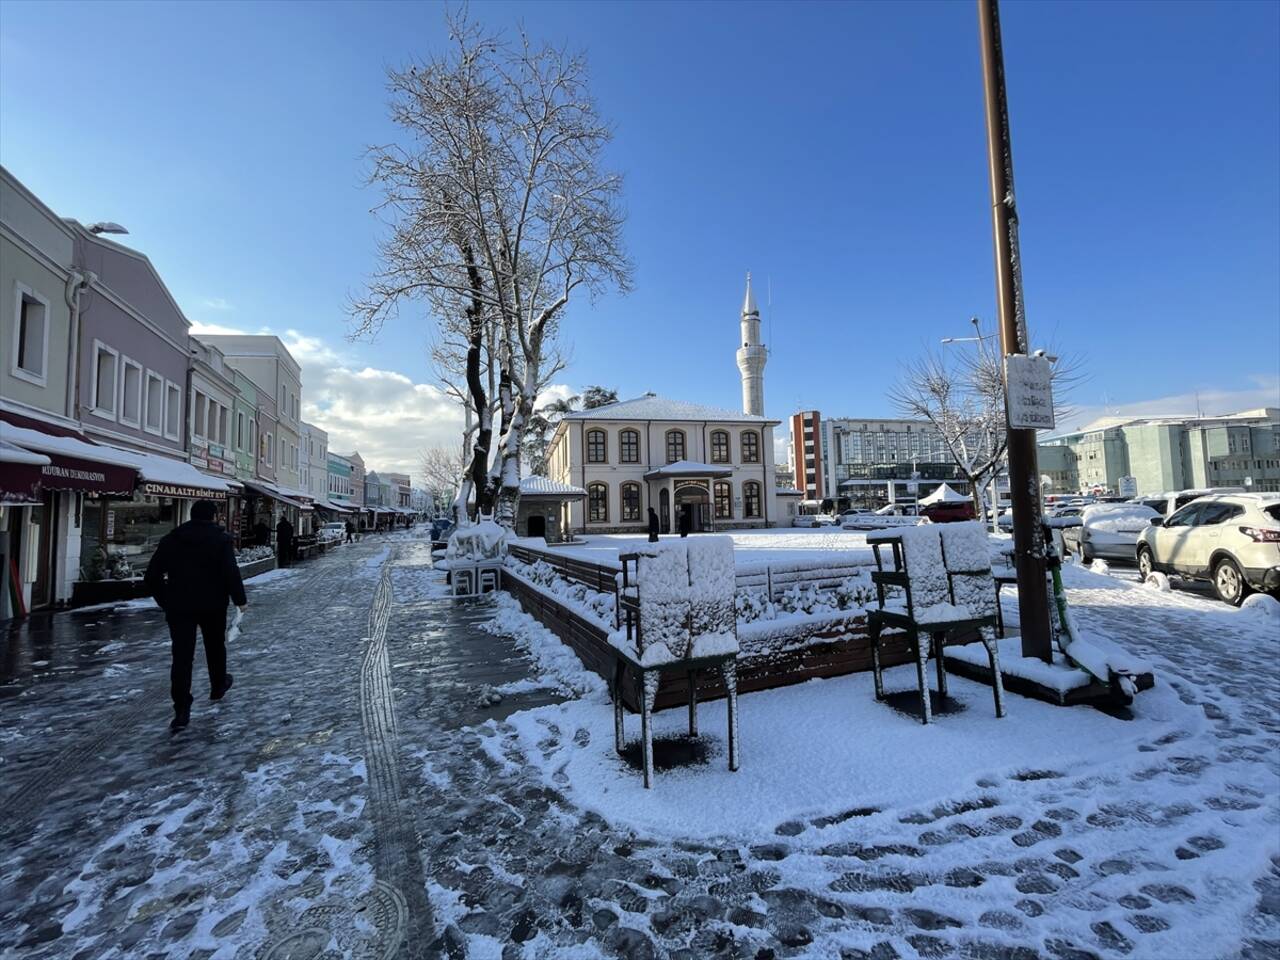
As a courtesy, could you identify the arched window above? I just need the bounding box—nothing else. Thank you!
[621,482,641,522]
[714,481,733,519]
[710,430,730,464]
[665,429,686,464]
[744,481,762,518]
[619,429,640,464]
[741,430,760,463]
[586,428,608,464]
[588,482,608,523]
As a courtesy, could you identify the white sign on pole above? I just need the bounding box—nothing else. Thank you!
[1004,354,1056,430]
[1245,476,1253,488]
[1118,475,1138,498]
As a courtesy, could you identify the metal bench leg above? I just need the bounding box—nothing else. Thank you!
[723,661,740,772]
[995,586,1005,638]
[687,670,698,737]
[934,632,948,699]
[612,666,626,755]
[870,620,885,701]
[984,634,1007,718]
[641,670,659,789]
[914,630,932,725]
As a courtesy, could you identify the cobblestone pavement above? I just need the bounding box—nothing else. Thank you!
[1,536,1276,959]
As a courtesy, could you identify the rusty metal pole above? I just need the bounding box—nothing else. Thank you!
[977,0,1053,662]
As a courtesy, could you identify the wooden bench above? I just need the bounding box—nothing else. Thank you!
[867,525,1006,724]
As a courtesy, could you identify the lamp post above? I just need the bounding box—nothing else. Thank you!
[978,0,1053,662]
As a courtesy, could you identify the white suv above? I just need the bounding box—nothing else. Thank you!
[1136,493,1280,605]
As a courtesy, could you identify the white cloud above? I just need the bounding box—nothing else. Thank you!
[188,321,577,481]
[200,297,234,311]
[1060,374,1279,433]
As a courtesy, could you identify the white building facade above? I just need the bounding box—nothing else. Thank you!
[547,394,779,535]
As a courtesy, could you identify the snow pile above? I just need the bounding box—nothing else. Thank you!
[915,601,974,624]
[1143,571,1172,592]
[1240,592,1280,623]
[235,545,274,564]
[1062,629,1154,681]
[632,540,692,664]
[1089,557,1111,575]
[481,593,606,698]
[446,517,507,563]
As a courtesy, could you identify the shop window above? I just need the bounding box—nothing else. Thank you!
[621,482,641,521]
[620,429,640,463]
[144,372,164,434]
[744,481,762,518]
[665,430,686,464]
[92,341,118,418]
[588,482,608,523]
[714,481,733,519]
[587,428,607,463]
[193,391,208,439]
[711,430,730,464]
[120,358,142,427]
[12,285,49,385]
[741,431,760,463]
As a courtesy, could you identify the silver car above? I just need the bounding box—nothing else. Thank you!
[1063,503,1160,563]
[1136,493,1280,605]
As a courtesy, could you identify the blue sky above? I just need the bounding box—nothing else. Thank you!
[2,0,1277,474]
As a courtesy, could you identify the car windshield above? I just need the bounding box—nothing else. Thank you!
[1165,503,1201,527]
[1266,504,1280,524]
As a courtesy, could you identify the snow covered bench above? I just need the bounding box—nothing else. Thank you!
[614,537,740,789]
[867,523,1006,724]
[446,518,506,597]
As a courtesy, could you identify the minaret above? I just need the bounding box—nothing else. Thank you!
[736,272,767,416]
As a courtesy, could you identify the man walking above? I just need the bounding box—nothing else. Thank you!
[144,499,247,731]
[276,515,294,568]
[345,519,355,543]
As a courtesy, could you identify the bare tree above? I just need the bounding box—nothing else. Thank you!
[888,319,1078,520]
[353,11,631,528]
[420,445,468,509]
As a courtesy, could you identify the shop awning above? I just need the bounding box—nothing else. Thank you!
[241,479,312,510]
[315,498,356,513]
[0,421,139,496]
[0,439,50,504]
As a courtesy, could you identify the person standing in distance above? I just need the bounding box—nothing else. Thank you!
[276,514,294,568]
[145,499,247,731]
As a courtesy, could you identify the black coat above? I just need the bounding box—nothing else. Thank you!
[254,522,271,547]
[276,518,294,543]
[647,510,659,536]
[144,520,247,616]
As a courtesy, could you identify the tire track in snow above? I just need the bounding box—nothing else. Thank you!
[359,544,431,957]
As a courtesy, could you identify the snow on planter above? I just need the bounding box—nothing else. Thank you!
[446,517,507,563]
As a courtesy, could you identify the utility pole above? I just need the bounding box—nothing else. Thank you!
[978,0,1053,662]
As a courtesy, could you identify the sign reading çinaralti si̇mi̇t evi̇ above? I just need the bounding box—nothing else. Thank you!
[1004,354,1056,431]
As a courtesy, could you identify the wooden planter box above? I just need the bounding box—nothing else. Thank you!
[502,572,912,713]
[239,557,277,580]
[70,578,150,607]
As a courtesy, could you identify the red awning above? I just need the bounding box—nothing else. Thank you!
[0,413,139,495]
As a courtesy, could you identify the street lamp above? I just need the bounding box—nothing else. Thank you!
[87,222,129,236]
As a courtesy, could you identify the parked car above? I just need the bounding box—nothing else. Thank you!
[1062,503,1159,563]
[839,508,871,520]
[1130,487,1245,517]
[1136,493,1280,605]
[920,500,976,524]
[874,503,920,517]
[318,522,347,542]
[793,514,835,528]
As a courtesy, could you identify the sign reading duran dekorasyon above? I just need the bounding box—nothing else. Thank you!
[1004,354,1056,431]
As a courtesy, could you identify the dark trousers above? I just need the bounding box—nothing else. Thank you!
[277,539,292,567]
[169,609,228,708]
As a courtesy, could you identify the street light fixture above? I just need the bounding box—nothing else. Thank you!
[87,222,129,236]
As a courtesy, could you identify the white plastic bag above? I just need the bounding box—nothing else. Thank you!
[227,606,245,644]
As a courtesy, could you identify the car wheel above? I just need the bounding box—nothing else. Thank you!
[1136,546,1154,581]
[1080,544,1093,563]
[1212,557,1247,606]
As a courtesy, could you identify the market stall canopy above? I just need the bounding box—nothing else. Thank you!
[315,499,357,513]
[0,439,51,504]
[0,421,139,496]
[643,460,733,481]
[918,483,969,505]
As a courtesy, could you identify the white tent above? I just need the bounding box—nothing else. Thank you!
[918,482,969,505]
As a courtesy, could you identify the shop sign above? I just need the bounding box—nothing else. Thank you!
[191,454,209,468]
[106,510,115,537]
[39,455,137,495]
[142,482,228,501]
